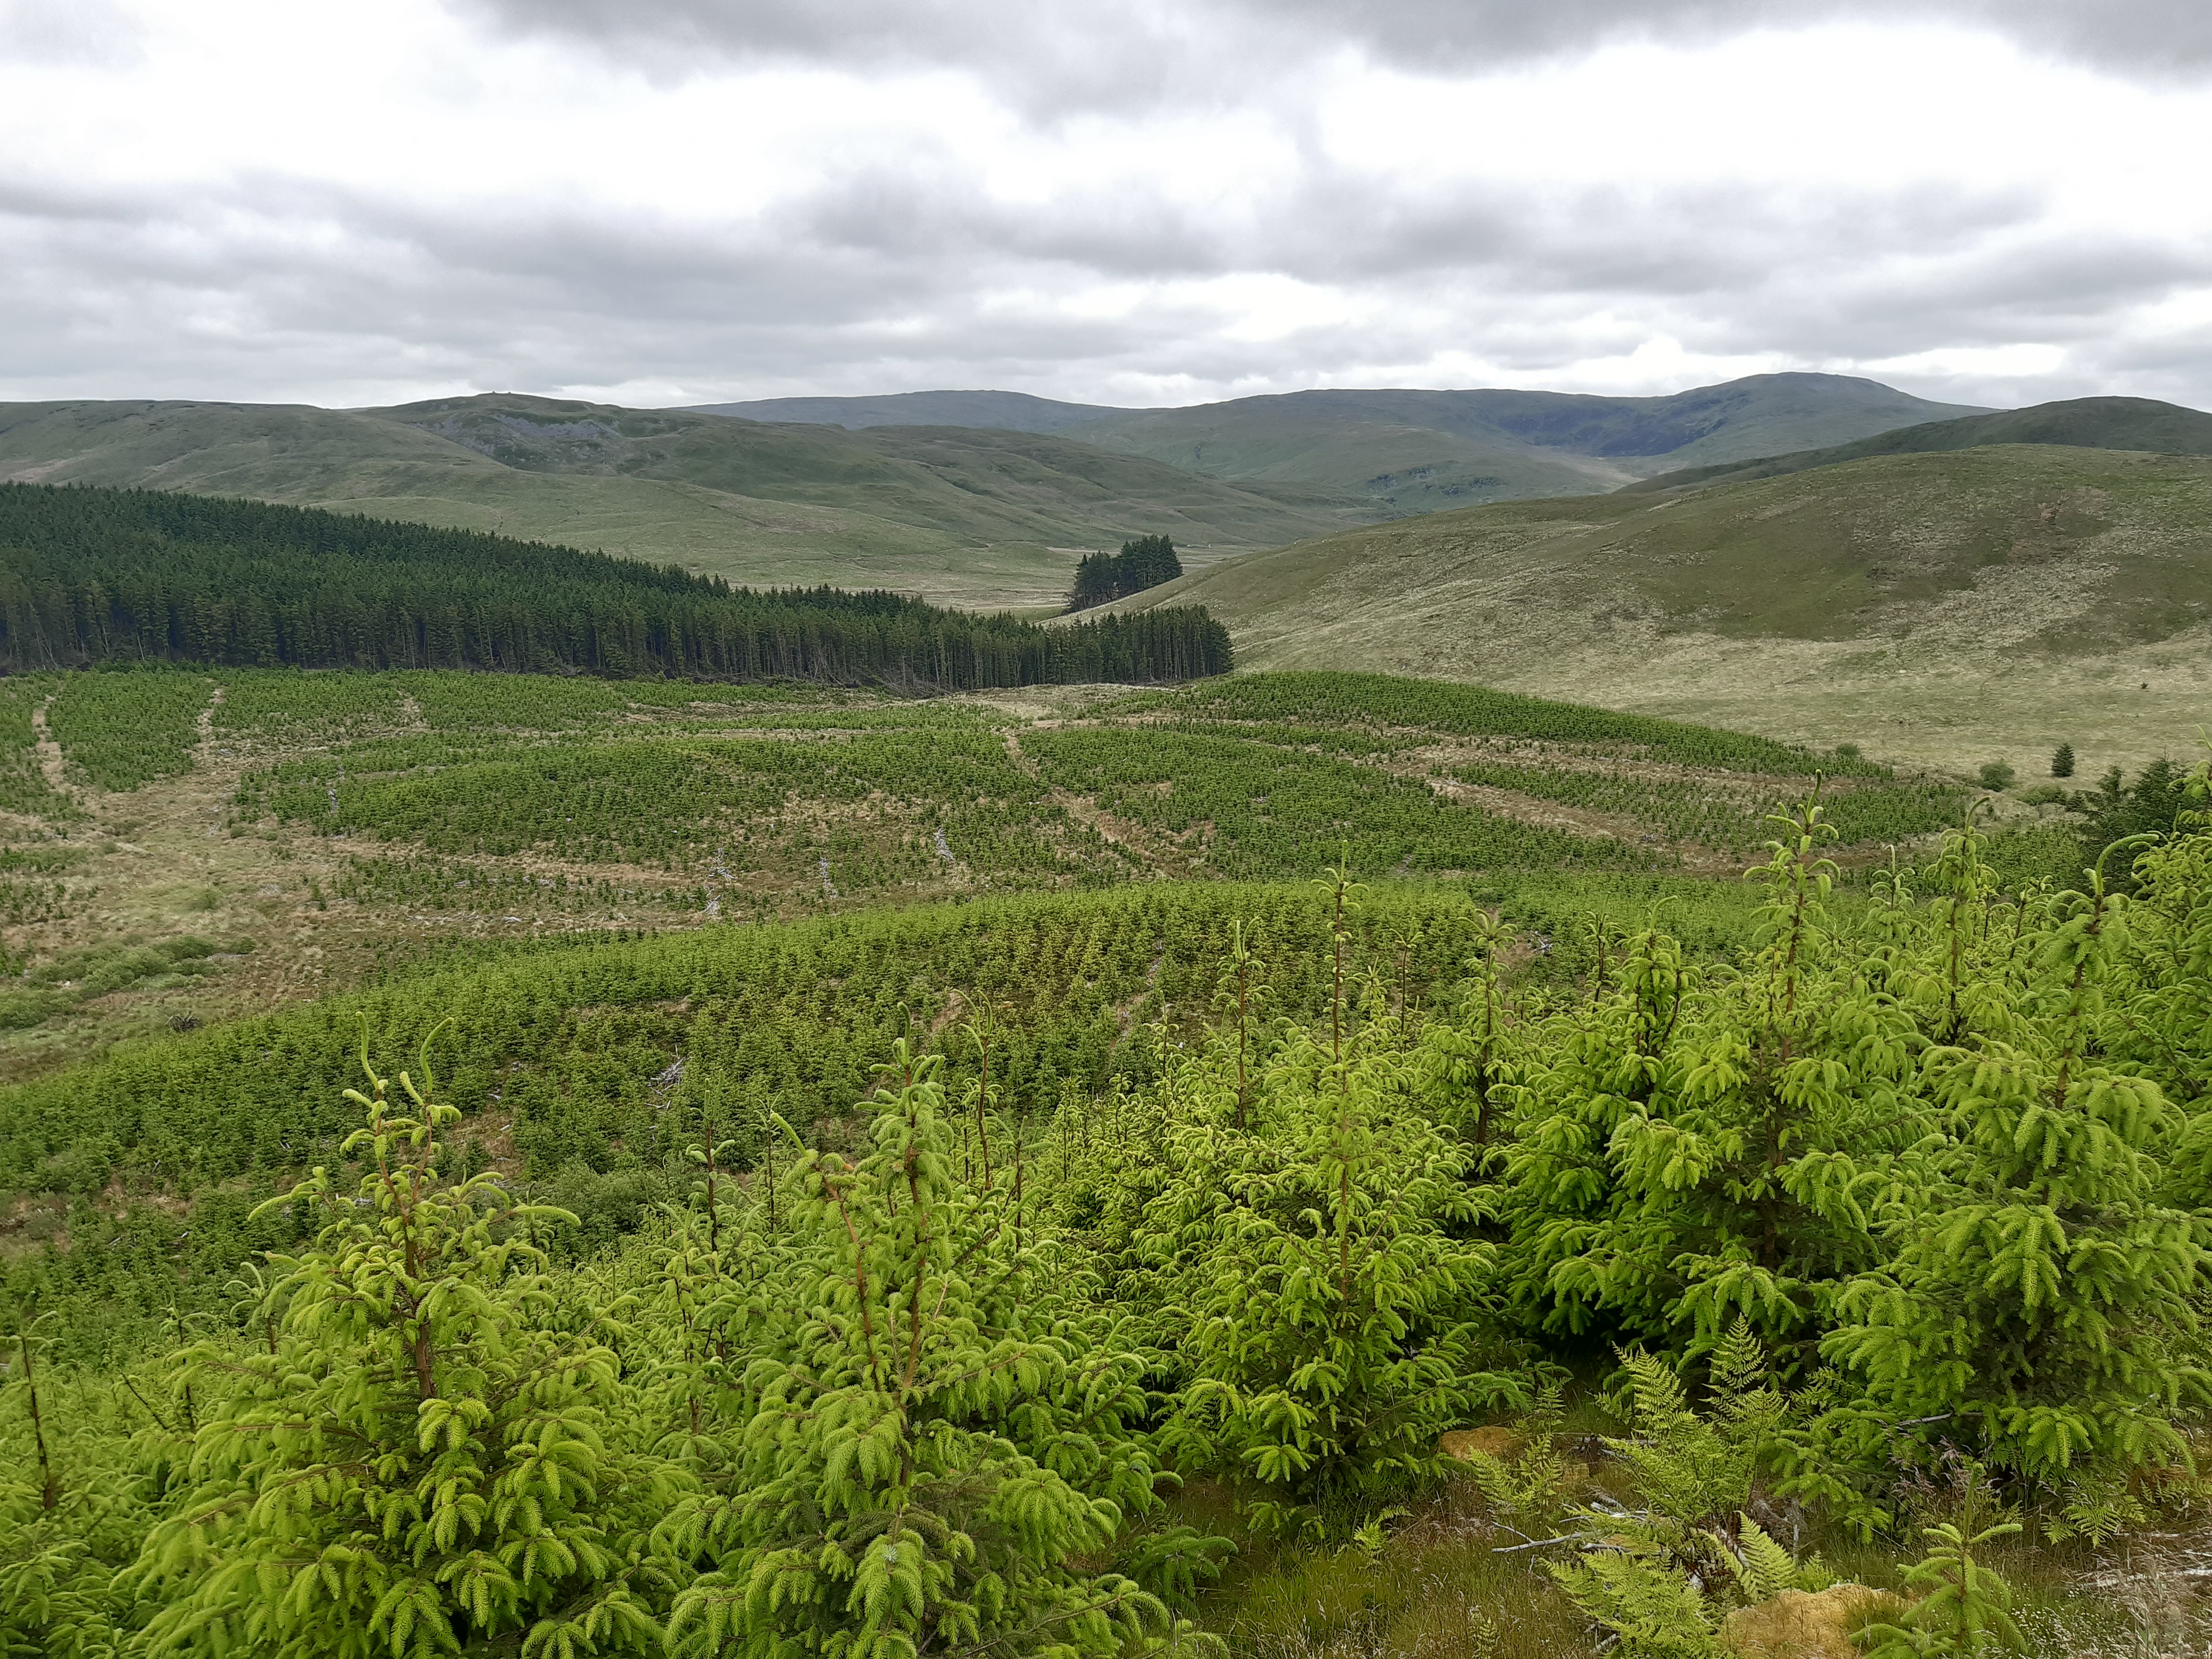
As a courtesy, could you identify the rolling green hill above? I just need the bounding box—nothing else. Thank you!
[711,373,1988,517]
[0,376,1989,611]
[1117,443,2212,773]
[0,396,1364,609]
[689,388,1116,432]
[1069,395,1625,512]
[1625,394,2212,492]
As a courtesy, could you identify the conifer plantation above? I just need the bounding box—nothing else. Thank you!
[0,496,2209,1655]
[0,487,1230,687]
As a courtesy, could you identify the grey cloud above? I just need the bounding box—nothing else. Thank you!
[6,18,2210,418]
[446,0,2212,104]
[0,0,142,66]
[9,139,2198,409]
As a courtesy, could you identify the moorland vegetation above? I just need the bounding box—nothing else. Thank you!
[1123,444,2212,773]
[0,396,1360,609]
[0,480,2210,1655]
[1626,394,2212,493]
[0,373,1993,607]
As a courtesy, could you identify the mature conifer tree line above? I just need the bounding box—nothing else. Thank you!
[0,485,1230,686]
[1069,533,1185,610]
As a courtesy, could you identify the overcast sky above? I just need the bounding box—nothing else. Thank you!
[4,0,2209,412]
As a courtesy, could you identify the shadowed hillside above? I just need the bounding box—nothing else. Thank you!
[1625,395,2212,492]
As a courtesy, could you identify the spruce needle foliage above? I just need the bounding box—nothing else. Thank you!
[1148,870,1527,1537]
[656,1038,1218,1659]
[1501,803,1918,1361]
[1815,840,2212,1492]
[1146,1027,1523,1537]
[0,1352,139,1659]
[1856,1521,2024,1658]
[123,1034,683,1658]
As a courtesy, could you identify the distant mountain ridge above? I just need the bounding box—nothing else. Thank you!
[700,373,1990,517]
[1623,395,2212,493]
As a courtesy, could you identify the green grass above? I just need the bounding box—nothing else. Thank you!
[0,394,1356,608]
[1124,445,2212,774]
[1628,392,2212,493]
[1052,373,1981,512]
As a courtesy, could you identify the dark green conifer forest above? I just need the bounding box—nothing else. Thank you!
[1069,535,1185,611]
[0,486,1230,686]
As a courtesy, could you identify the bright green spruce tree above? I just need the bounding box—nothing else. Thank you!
[1815,843,2212,1503]
[1144,870,1527,1538]
[124,1040,684,1658]
[1142,1026,1522,1538]
[655,1038,1217,1659]
[1499,803,1917,1363]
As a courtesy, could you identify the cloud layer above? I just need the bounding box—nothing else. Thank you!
[2,0,2210,410]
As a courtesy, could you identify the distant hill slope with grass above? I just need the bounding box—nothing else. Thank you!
[1115,444,2212,775]
[0,396,1365,609]
[1625,395,2212,492]
[689,389,1118,433]
[703,373,1988,517]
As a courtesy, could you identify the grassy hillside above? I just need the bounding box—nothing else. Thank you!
[1052,372,1982,514]
[1069,397,1627,513]
[1119,444,2212,772]
[705,374,1985,519]
[0,376,1986,610]
[689,388,1118,432]
[0,397,1362,608]
[1627,394,2212,492]
[1061,376,1982,500]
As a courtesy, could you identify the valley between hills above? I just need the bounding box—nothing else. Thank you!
[6,372,2211,771]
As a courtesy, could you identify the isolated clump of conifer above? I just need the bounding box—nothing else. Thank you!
[1069,535,1184,611]
[2050,742,2075,778]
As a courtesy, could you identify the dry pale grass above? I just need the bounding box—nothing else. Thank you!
[1133,447,2212,775]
